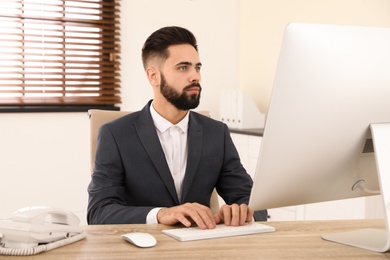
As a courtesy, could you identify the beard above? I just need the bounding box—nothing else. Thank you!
[160,74,202,110]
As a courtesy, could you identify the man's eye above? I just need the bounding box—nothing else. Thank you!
[179,66,187,71]
[195,66,201,72]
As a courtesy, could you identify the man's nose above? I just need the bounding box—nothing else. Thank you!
[189,68,201,83]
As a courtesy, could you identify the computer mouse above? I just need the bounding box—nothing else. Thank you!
[121,232,157,248]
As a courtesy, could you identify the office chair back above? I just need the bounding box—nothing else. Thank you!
[88,109,220,214]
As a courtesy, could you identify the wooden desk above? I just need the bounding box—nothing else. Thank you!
[3,219,389,259]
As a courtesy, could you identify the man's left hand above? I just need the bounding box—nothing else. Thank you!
[214,203,254,226]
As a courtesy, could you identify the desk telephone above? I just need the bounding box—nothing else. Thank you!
[0,206,85,256]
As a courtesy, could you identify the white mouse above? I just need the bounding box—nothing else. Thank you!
[121,232,157,248]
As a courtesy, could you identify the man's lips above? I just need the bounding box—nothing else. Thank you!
[186,86,200,93]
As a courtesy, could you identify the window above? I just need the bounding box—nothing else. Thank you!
[0,0,121,112]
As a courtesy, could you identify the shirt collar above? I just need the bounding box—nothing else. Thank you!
[150,102,189,133]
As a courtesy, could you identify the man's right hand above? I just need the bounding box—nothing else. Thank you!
[157,203,216,229]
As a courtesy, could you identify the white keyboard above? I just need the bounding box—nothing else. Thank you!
[162,222,275,242]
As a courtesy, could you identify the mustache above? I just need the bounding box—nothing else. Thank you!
[184,83,202,91]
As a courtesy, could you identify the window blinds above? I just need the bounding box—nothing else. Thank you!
[0,0,121,107]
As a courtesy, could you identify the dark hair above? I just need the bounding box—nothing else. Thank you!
[141,26,198,69]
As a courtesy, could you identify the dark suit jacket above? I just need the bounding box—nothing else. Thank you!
[87,100,267,224]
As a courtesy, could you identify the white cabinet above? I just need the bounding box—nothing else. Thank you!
[230,131,384,221]
[230,133,261,180]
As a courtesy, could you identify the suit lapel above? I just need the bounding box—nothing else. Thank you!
[135,102,179,204]
[181,112,203,202]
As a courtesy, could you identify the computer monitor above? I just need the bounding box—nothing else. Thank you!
[248,23,390,252]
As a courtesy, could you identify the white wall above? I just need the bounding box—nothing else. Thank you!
[0,113,90,223]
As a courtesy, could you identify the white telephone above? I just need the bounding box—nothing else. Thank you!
[0,206,85,256]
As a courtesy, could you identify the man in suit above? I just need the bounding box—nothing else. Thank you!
[87,26,267,228]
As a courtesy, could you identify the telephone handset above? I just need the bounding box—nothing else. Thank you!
[12,206,80,227]
[0,206,85,255]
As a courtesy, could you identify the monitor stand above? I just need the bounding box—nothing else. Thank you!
[322,123,390,252]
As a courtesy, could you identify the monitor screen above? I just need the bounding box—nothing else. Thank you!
[248,22,390,252]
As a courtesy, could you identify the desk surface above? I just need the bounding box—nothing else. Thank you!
[4,219,389,259]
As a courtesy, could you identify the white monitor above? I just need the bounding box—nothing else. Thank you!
[248,23,390,252]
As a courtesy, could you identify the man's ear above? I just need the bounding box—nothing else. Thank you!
[146,67,160,87]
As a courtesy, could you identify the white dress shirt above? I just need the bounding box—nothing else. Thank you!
[146,103,189,223]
